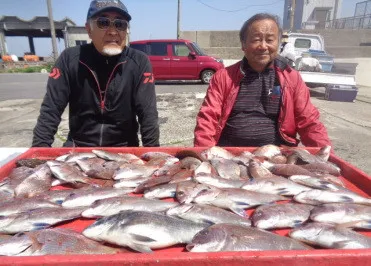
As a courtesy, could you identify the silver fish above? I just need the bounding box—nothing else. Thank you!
[75,157,119,180]
[14,164,53,198]
[0,228,126,256]
[194,174,244,189]
[300,162,341,176]
[193,187,286,216]
[47,161,93,185]
[113,164,158,180]
[62,187,133,208]
[65,152,97,163]
[81,196,178,218]
[286,149,323,164]
[194,161,215,176]
[187,223,310,252]
[289,175,342,191]
[83,210,208,253]
[0,166,35,195]
[210,158,241,180]
[180,157,202,170]
[140,152,176,161]
[167,203,251,226]
[91,149,127,162]
[310,203,371,229]
[248,159,275,179]
[113,176,151,188]
[143,183,177,199]
[289,222,371,249]
[252,203,314,229]
[294,189,371,205]
[253,145,281,159]
[35,188,90,205]
[200,146,235,160]
[241,176,311,196]
[0,197,60,216]
[0,207,84,234]
[176,180,215,204]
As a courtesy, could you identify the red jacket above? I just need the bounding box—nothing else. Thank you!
[194,57,331,148]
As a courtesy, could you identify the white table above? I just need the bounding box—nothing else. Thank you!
[0,148,29,167]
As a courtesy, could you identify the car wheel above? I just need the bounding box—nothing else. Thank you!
[201,70,215,84]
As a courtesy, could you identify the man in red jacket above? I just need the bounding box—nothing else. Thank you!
[194,13,331,148]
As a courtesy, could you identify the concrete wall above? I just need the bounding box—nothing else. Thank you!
[181,29,371,59]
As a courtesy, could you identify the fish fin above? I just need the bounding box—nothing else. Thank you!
[230,207,247,217]
[276,189,290,195]
[55,200,64,205]
[293,220,304,227]
[31,223,51,230]
[130,233,157,243]
[200,219,214,225]
[333,240,364,249]
[335,220,371,230]
[129,244,153,253]
[340,196,354,202]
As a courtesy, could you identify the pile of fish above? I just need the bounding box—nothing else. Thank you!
[0,145,370,256]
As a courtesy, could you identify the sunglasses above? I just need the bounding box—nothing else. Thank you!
[94,17,128,31]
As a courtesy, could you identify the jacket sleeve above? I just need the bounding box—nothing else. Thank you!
[292,71,332,148]
[134,56,160,147]
[32,52,70,147]
[194,71,225,147]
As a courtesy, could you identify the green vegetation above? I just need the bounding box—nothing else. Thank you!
[0,63,54,73]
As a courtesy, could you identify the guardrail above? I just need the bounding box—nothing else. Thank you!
[325,15,371,29]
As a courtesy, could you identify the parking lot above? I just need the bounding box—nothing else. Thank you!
[0,73,370,175]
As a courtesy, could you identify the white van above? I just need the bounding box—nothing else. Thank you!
[286,33,325,59]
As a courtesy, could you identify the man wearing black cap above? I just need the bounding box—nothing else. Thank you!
[32,0,160,147]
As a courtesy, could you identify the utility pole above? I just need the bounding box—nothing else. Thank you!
[289,0,296,31]
[177,0,181,39]
[47,0,59,61]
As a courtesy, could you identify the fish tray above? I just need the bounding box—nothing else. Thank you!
[0,147,370,266]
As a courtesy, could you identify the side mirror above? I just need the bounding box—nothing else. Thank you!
[189,52,196,58]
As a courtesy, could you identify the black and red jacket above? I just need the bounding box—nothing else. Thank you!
[32,43,159,147]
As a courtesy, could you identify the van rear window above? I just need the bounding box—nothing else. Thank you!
[149,43,168,56]
[294,38,311,49]
[130,43,147,53]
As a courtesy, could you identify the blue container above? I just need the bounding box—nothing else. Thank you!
[325,85,358,102]
[302,49,334,72]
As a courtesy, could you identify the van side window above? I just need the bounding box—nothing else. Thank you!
[173,43,191,56]
[294,38,311,49]
[130,43,147,53]
[149,43,168,56]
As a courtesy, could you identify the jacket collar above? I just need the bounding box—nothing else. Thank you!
[79,43,128,68]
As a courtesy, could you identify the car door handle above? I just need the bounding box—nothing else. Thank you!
[163,58,171,61]
[172,58,180,61]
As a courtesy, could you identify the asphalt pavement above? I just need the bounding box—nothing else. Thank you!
[0,73,370,175]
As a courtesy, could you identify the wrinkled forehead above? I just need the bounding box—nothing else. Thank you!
[248,19,279,37]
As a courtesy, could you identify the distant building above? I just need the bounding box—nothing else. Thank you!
[283,0,343,30]
[64,26,91,48]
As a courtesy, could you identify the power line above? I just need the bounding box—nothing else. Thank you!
[196,0,284,13]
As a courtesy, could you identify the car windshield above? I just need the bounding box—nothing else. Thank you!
[191,42,207,55]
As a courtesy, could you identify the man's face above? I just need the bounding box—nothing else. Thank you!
[86,11,128,56]
[241,19,280,72]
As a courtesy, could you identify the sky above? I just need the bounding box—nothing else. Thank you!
[0,0,362,57]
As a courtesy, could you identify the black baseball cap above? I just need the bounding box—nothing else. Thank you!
[86,0,132,21]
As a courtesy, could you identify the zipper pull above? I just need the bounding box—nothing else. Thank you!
[106,59,108,64]
[100,100,105,110]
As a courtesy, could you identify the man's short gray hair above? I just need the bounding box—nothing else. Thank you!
[239,13,282,43]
